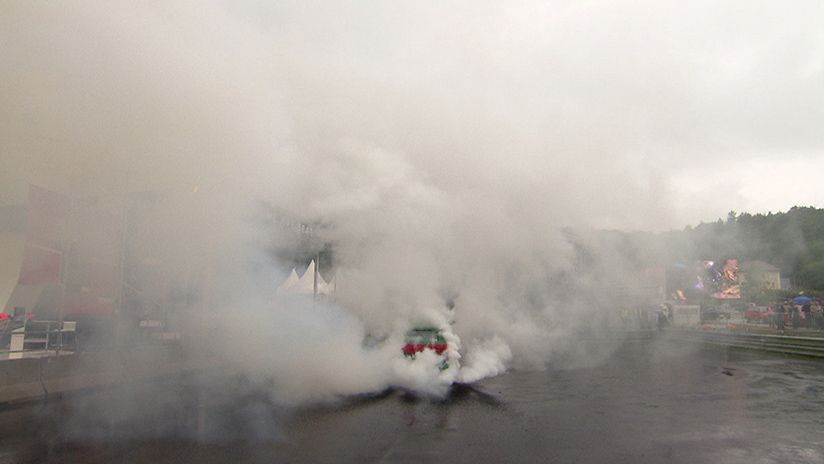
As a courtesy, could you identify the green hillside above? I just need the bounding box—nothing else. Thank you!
[679,207,824,291]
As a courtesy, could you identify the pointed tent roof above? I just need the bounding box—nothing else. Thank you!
[317,272,330,295]
[276,268,300,295]
[320,274,335,296]
[327,270,343,296]
[295,260,317,294]
[277,261,337,296]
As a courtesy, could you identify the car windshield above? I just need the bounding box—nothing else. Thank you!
[405,328,445,345]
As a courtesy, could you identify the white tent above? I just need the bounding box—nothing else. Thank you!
[275,268,300,295]
[295,260,318,295]
[316,272,330,295]
[276,261,337,297]
[319,273,338,296]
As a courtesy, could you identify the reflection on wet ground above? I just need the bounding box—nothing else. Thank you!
[1,334,823,464]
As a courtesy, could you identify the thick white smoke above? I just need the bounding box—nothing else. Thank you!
[3,0,823,402]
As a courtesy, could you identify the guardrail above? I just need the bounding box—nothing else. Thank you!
[0,320,78,358]
[0,342,192,404]
[0,316,190,404]
[667,328,824,358]
[1,318,180,358]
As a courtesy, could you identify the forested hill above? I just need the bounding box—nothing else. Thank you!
[664,206,824,290]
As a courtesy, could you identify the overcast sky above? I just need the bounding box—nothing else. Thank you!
[2,0,823,230]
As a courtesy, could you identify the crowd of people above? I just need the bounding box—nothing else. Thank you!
[617,298,824,334]
[767,299,824,331]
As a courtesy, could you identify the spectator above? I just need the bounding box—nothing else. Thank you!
[791,306,801,329]
[802,303,812,328]
[813,304,824,330]
[775,303,786,331]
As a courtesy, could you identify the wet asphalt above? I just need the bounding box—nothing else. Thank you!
[1,333,823,464]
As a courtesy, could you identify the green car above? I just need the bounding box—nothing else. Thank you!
[403,328,449,370]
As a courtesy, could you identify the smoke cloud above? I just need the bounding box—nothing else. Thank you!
[2,0,824,402]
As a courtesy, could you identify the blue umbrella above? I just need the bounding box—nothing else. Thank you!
[793,296,813,304]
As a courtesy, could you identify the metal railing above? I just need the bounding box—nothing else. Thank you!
[0,317,185,359]
[0,319,78,357]
[668,328,824,358]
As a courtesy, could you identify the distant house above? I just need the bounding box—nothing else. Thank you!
[740,260,782,291]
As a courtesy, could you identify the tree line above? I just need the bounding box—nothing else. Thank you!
[675,206,824,291]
